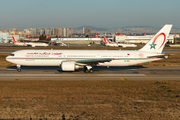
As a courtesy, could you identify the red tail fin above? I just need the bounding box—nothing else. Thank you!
[144,32,146,36]
[117,33,120,36]
[12,36,20,43]
[103,37,110,44]
[173,34,176,38]
[46,35,49,39]
[94,33,99,38]
[27,35,30,38]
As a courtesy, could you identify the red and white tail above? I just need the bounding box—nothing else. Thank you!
[94,33,99,38]
[27,35,30,38]
[139,24,172,54]
[103,37,110,44]
[144,32,146,36]
[46,35,49,39]
[12,36,20,43]
[173,34,176,38]
[117,33,120,36]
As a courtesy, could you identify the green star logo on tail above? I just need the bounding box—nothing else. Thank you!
[149,42,157,49]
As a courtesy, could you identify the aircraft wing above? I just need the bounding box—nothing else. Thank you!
[75,58,113,66]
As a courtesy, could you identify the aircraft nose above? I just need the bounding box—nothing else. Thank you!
[6,56,11,62]
[6,56,8,61]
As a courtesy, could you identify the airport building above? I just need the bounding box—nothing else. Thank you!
[0,33,8,43]
[23,27,73,37]
[0,33,19,43]
[115,34,175,44]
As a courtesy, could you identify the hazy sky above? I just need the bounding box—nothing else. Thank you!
[0,0,179,30]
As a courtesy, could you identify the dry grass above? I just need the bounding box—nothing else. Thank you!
[0,80,179,119]
[142,52,180,67]
[0,53,15,67]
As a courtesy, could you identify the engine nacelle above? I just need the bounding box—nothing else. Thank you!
[61,62,83,71]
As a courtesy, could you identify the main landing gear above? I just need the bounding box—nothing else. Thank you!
[84,66,93,73]
[17,65,21,72]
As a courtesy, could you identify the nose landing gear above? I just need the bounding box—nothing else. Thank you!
[17,65,21,72]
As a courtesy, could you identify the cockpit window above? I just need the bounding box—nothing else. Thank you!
[9,54,14,56]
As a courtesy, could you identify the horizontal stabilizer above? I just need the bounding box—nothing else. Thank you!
[147,54,171,58]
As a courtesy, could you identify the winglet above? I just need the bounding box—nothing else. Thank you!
[139,24,172,54]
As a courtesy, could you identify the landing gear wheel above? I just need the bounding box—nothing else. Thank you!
[84,69,89,73]
[17,68,21,72]
[17,65,21,72]
[84,67,93,73]
[89,69,93,73]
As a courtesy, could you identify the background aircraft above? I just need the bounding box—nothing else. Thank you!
[12,36,48,47]
[103,37,137,47]
[12,36,27,46]
[93,33,99,38]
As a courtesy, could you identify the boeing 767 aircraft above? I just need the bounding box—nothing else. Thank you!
[12,36,49,47]
[6,25,172,73]
[103,37,137,47]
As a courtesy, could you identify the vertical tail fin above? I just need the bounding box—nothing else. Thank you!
[46,35,49,39]
[103,37,110,44]
[173,34,176,38]
[139,24,172,53]
[27,35,30,38]
[12,36,20,43]
[94,33,99,38]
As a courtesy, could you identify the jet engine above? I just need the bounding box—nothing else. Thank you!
[61,61,83,71]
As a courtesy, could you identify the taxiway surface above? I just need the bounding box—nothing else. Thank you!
[0,66,180,80]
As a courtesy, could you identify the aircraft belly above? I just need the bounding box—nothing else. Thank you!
[98,58,161,67]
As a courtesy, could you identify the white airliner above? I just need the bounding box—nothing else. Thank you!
[103,37,137,47]
[12,36,49,47]
[55,35,67,46]
[6,25,172,73]
[25,42,49,47]
[12,36,27,46]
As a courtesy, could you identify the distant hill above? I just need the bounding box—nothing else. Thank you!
[74,26,108,31]
[122,26,153,29]
[73,25,180,34]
